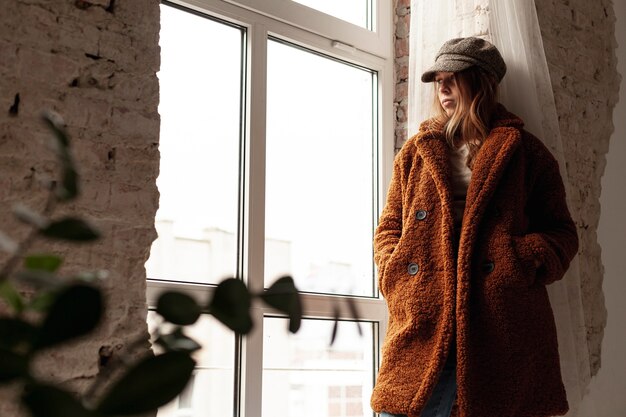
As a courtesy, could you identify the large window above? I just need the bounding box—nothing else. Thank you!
[265,39,376,297]
[146,0,393,416]
[147,4,242,285]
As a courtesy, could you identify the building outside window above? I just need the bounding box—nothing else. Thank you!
[146,1,394,416]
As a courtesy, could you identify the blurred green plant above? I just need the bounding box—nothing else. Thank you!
[0,112,309,417]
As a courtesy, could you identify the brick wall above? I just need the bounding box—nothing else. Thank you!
[393,0,410,150]
[535,0,618,375]
[0,1,160,414]
[393,0,619,376]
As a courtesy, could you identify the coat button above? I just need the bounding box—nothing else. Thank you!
[408,263,420,275]
[482,261,495,274]
[416,210,428,220]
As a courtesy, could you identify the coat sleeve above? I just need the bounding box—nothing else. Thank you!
[373,149,406,284]
[512,138,579,286]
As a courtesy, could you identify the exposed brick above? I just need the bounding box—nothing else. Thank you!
[396,0,410,9]
[395,80,408,102]
[395,61,408,81]
[395,37,409,58]
[535,0,618,377]
[395,14,410,39]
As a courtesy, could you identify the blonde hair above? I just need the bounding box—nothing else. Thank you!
[431,67,499,169]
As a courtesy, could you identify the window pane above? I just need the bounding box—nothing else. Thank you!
[265,40,376,297]
[148,312,236,416]
[146,4,243,284]
[263,317,375,417]
[292,0,372,29]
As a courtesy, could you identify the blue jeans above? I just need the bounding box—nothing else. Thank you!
[379,343,457,417]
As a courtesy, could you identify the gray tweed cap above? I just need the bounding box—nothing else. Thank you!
[421,37,506,83]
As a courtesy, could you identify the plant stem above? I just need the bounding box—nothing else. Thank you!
[0,189,58,283]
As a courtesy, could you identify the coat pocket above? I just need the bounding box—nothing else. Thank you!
[379,246,400,298]
[510,234,540,286]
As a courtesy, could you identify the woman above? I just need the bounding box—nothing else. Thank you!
[371,37,579,417]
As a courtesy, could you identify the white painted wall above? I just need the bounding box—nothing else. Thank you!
[588,0,626,415]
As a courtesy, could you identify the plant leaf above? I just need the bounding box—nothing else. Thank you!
[330,303,340,346]
[23,383,94,417]
[0,281,24,313]
[25,254,63,273]
[260,276,302,333]
[58,165,79,201]
[345,297,363,336]
[0,349,28,383]
[41,112,79,201]
[156,328,201,354]
[96,352,195,415]
[34,284,103,349]
[207,278,252,334]
[40,218,100,242]
[27,291,58,312]
[0,318,37,350]
[156,292,201,326]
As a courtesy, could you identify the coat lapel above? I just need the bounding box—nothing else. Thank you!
[459,104,526,261]
[414,133,453,210]
[414,132,457,271]
[456,126,522,270]
[463,126,522,227]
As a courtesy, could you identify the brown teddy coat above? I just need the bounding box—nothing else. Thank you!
[371,104,579,417]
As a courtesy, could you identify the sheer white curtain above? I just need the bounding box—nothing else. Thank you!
[408,1,597,416]
[408,0,490,131]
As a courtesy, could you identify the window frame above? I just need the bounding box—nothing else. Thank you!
[148,1,395,416]
[221,0,390,57]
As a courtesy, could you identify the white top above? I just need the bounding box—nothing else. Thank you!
[450,143,471,243]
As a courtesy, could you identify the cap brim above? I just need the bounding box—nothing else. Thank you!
[421,60,475,83]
